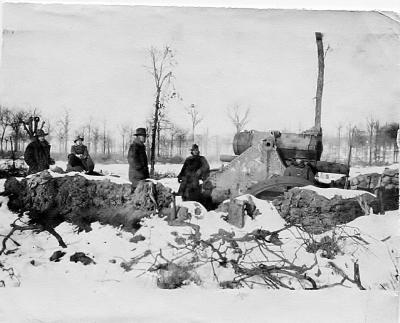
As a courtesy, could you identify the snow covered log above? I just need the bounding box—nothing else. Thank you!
[272,186,377,234]
[349,168,398,211]
[3,170,174,232]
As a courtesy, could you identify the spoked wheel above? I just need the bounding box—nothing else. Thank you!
[246,176,314,201]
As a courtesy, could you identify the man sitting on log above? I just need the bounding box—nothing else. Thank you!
[67,135,95,173]
[177,144,210,203]
[24,129,55,175]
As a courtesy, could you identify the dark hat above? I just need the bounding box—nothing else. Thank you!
[74,135,84,143]
[190,144,199,151]
[35,129,48,137]
[134,128,147,137]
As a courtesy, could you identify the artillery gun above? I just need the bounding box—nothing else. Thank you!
[203,32,349,204]
[204,128,349,203]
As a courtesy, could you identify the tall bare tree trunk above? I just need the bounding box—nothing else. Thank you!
[87,123,91,152]
[122,134,125,157]
[337,126,342,160]
[347,129,353,171]
[170,134,174,157]
[368,129,373,165]
[314,32,324,132]
[157,120,161,158]
[382,140,386,163]
[150,94,160,176]
[63,114,69,155]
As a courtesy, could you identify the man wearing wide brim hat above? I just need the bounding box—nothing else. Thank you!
[73,135,84,143]
[177,143,210,203]
[67,135,95,173]
[128,127,149,189]
[24,129,55,174]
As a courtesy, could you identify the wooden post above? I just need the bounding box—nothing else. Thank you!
[315,32,324,132]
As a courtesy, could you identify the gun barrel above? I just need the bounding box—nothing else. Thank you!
[220,154,237,163]
[316,161,349,175]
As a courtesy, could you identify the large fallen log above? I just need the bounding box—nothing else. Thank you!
[272,186,377,234]
[3,171,174,232]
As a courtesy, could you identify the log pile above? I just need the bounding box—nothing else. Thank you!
[349,168,398,211]
[272,188,377,234]
[3,171,173,232]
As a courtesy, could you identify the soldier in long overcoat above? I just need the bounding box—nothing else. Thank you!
[24,129,55,175]
[128,128,149,189]
[67,135,95,173]
[178,144,210,202]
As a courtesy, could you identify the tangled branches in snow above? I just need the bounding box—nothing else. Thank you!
[0,216,68,287]
[0,217,67,258]
[0,261,19,287]
[141,219,372,290]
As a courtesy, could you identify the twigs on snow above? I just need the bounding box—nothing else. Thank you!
[149,222,321,290]
[0,261,20,287]
[0,218,67,256]
[144,220,372,290]
[327,261,366,290]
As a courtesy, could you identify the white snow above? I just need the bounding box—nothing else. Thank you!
[300,185,376,199]
[0,287,397,323]
[0,163,398,322]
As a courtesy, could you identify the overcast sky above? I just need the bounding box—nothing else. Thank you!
[0,3,399,137]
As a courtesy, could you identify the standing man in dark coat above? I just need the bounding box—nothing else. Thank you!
[24,129,55,175]
[128,128,149,189]
[67,135,95,173]
[178,144,210,202]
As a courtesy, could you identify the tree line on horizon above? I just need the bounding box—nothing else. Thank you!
[0,45,397,168]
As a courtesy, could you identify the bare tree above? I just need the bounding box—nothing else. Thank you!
[92,127,100,155]
[366,117,376,165]
[157,112,173,157]
[100,119,114,158]
[146,45,177,176]
[119,124,130,157]
[176,130,188,156]
[227,104,250,134]
[346,124,356,169]
[57,109,71,155]
[79,118,93,152]
[9,110,30,152]
[336,124,342,160]
[373,121,380,163]
[0,106,12,153]
[54,126,64,154]
[381,122,399,163]
[168,124,181,157]
[186,104,203,143]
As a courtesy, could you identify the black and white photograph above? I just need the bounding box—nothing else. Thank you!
[0,0,398,322]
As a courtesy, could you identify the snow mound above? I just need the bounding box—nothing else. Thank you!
[25,169,131,185]
[300,185,375,199]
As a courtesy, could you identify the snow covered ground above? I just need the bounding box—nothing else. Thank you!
[0,163,399,322]
[53,160,221,181]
